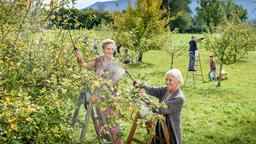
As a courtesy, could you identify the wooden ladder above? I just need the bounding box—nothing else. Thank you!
[126,112,171,144]
[185,54,205,86]
[71,91,115,143]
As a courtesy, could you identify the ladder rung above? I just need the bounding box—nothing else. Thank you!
[193,74,203,76]
[92,116,100,120]
[185,54,205,85]
[132,138,144,144]
[188,71,202,73]
[194,78,203,80]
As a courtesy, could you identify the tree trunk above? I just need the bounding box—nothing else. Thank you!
[170,53,174,69]
[217,63,223,87]
[137,52,143,63]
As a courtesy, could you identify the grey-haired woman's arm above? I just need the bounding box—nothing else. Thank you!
[141,84,167,100]
[157,96,184,115]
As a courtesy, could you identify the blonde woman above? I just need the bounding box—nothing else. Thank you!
[75,39,123,143]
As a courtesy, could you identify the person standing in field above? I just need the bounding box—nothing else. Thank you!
[208,55,216,81]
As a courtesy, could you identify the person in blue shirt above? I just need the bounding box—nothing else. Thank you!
[188,36,203,71]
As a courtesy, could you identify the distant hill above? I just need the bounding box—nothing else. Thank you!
[87,0,256,20]
[88,0,136,11]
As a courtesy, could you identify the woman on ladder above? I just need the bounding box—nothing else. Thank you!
[75,39,123,144]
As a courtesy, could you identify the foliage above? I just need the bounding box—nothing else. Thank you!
[195,0,227,32]
[113,0,169,62]
[161,0,193,32]
[0,0,87,143]
[169,12,193,33]
[205,21,256,86]
[51,8,113,29]
[161,30,187,68]
[51,8,81,29]
[195,0,248,33]
[80,8,113,29]
[225,0,248,21]
[0,1,163,143]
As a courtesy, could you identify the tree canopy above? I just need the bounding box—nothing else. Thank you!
[113,0,168,62]
[206,21,256,86]
[195,0,248,32]
[51,8,113,29]
[161,0,193,32]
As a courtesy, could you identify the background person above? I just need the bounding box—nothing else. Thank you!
[123,48,131,64]
[188,36,204,71]
[208,55,216,81]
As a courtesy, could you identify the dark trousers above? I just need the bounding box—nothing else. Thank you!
[188,51,195,71]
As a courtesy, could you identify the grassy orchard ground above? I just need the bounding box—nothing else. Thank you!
[126,34,256,143]
[69,32,256,143]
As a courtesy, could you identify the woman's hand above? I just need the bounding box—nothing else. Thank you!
[74,51,83,60]
[89,95,97,103]
[74,51,84,64]
[132,81,143,88]
[137,89,145,97]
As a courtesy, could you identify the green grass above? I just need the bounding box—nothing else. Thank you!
[125,34,256,143]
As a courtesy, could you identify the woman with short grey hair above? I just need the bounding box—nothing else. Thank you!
[136,68,185,144]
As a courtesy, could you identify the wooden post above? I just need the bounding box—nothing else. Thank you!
[126,113,171,144]
[71,95,83,128]
[146,121,156,144]
[160,120,171,144]
[126,112,140,144]
[91,108,100,135]
[80,101,93,140]
[98,109,115,144]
